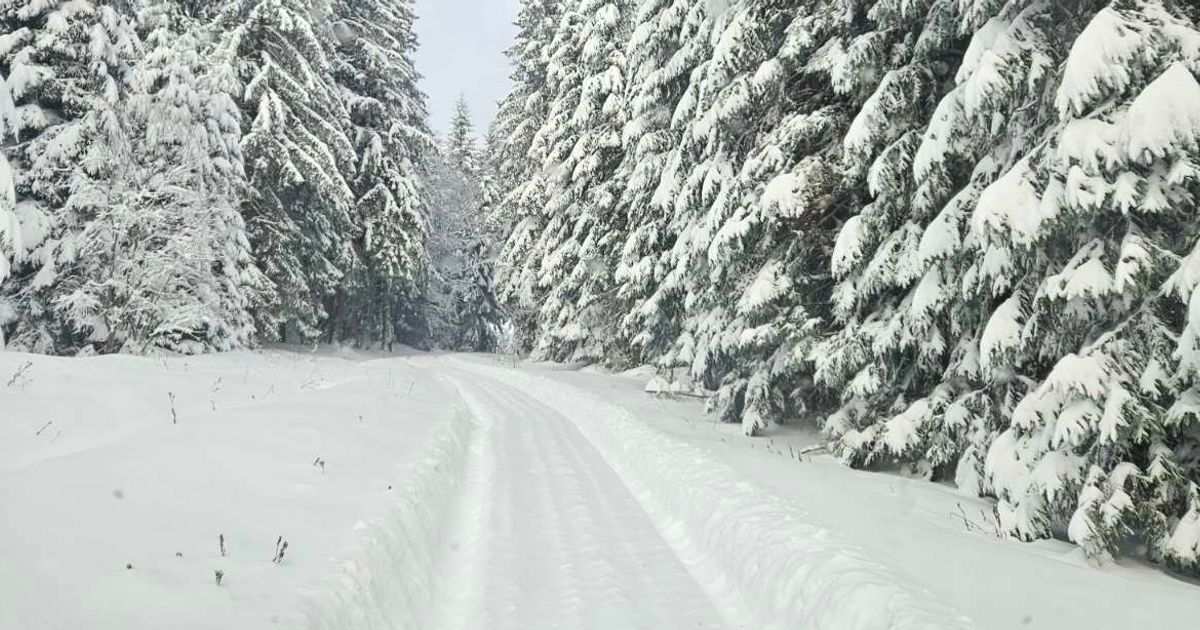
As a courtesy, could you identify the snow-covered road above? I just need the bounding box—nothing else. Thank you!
[426,367,730,629]
[5,349,1199,630]
[412,358,973,630]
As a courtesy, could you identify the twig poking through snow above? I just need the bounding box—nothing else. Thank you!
[34,420,53,436]
[954,502,1003,538]
[168,392,178,424]
[214,570,224,586]
[219,534,226,557]
[272,537,288,564]
[6,361,32,388]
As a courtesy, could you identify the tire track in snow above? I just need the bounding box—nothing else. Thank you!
[428,368,732,630]
[440,358,977,630]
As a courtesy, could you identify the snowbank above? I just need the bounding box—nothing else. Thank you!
[300,400,474,630]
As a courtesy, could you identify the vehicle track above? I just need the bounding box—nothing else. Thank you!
[425,368,732,630]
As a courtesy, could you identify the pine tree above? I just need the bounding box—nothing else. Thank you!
[971,0,1200,563]
[0,0,140,353]
[611,0,702,368]
[446,94,477,174]
[453,240,503,352]
[527,0,633,364]
[329,0,433,348]
[636,1,839,432]
[817,0,984,468]
[694,1,858,435]
[492,0,564,351]
[215,0,359,343]
[0,67,15,348]
[426,99,503,352]
[67,0,267,353]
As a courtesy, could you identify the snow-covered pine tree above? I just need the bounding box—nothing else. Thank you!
[639,0,842,432]
[479,121,505,244]
[815,0,984,469]
[426,149,473,347]
[66,0,266,353]
[492,0,564,352]
[967,0,1200,566]
[0,66,14,348]
[0,0,140,353]
[611,0,702,369]
[426,99,503,352]
[329,0,433,348]
[529,0,633,364]
[877,0,1083,497]
[452,239,503,352]
[627,0,750,400]
[681,0,852,435]
[215,0,358,343]
[446,94,477,175]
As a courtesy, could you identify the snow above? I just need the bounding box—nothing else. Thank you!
[1122,62,1200,161]
[3,349,1200,630]
[832,213,867,278]
[1056,7,1142,117]
[1165,501,1200,566]
[971,155,1055,247]
[0,348,465,630]
[442,357,973,630]
[504,360,1200,630]
[737,259,790,315]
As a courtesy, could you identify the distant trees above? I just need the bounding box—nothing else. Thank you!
[427,97,503,352]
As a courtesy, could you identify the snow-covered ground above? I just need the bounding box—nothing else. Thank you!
[2,349,1198,630]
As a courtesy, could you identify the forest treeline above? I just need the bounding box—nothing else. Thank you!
[488,0,1200,572]
[0,0,501,355]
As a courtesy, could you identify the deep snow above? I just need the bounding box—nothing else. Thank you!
[1,348,1198,629]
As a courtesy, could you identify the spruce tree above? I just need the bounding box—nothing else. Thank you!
[0,68,15,348]
[446,95,477,174]
[817,0,981,468]
[71,0,266,353]
[611,0,699,368]
[329,0,433,348]
[643,1,840,432]
[970,1,1200,563]
[529,0,633,364]
[492,0,564,351]
[0,0,140,353]
[427,100,503,352]
[696,1,858,434]
[215,0,359,343]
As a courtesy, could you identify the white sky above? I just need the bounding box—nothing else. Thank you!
[412,0,521,139]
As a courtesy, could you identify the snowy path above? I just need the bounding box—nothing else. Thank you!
[414,359,974,630]
[426,368,732,630]
[11,349,1196,630]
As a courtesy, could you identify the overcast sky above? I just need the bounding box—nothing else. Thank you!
[412,0,520,139]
